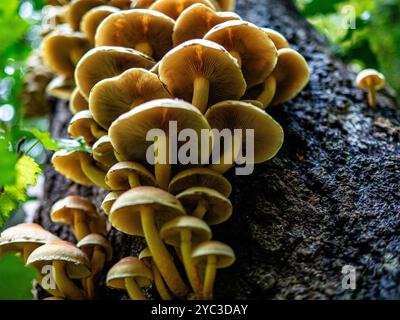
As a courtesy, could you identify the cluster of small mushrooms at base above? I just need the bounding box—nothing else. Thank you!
[1,0,317,300]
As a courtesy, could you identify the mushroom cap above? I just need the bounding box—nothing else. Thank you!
[67,0,105,31]
[42,26,89,77]
[95,9,175,61]
[46,76,75,100]
[138,247,152,261]
[70,88,89,114]
[242,99,265,109]
[133,0,157,9]
[149,0,215,20]
[204,20,278,88]
[177,187,232,225]
[109,186,186,236]
[27,240,91,279]
[108,0,133,9]
[51,150,94,186]
[0,223,59,253]
[356,69,385,90]
[77,233,113,261]
[168,167,231,197]
[159,39,246,109]
[205,100,284,163]
[51,195,98,225]
[192,240,235,268]
[101,191,124,214]
[89,68,171,129]
[93,135,118,169]
[262,28,289,50]
[271,48,310,106]
[213,0,236,11]
[81,5,120,42]
[105,161,156,190]
[173,3,241,46]
[107,257,153,289]
[75,46,155,99]
[160,216,212,247]
[68,110,103,145]
[109,98,212,163]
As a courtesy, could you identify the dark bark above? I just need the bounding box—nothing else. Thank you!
[35,0,400,300]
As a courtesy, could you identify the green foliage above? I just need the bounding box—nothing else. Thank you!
[0,139,18,186]
[0,254,37,300]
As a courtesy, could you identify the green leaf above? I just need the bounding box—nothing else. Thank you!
[0,139,17,186]
[0,254,36,300]
[301,0,348,16]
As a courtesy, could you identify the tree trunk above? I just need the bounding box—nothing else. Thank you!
[35,0,400,300]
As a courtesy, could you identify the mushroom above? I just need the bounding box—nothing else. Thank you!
[204,20,278,88]
[241,99,265,109]
[159,39,246,113]
[177,187,232,225]
[101,191,123,214]
[27,240,91,300]
[81,5,120,43]
[89,68,171,129]
[173,3,241,46]
[160,216,211,298]
[107,0,132,9]
[262,28,289,50]
[139,247,172,300]
[109,98,212,189]
[95,9,175,60]
[51,195,106,241]
[52,150,109,189]
[149,0,215,20]
[132,0,157,9]
[212,0,236,11]
[77,233,113,299]
[68,110,107,145]
[75,46,155,99]
[356,69,385,109]
[46,76,75,100]
[70,88,89,114]
[168,168,232,197]
[106,257,153,300]
[205,100,284,174]
[255,48,309,108]
[92,136,120,170]
[109,186,189,297]
[192,240,235,299]
[106,161,156,190]
[67,0,105,31]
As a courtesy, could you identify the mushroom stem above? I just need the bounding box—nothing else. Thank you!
[230,50,242,67]
[125,278,147,300]
[181,229,203,298]
[203,255,217,300]
[192,201,207,219]
[257,76,277,109]
[53,260,86,300]
[141,206,189,298]
[367,84,377,109]
[154,135,171,190]
[86,246,106,299]
[208,131,242,174]
[22,244,37,263]
[192,77,210,114]
[90,124,107,140]
[73,210,90,241]
[128,173,141,188]
[135,42,153,57]
[80,155,109,189]
[152,264,172,300]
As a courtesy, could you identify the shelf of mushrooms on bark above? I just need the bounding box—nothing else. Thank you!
[0,0,309,300]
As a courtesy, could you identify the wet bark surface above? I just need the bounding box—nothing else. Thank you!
[35,0,400,300]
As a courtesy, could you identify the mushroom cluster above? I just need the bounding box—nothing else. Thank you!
[1,0,310,300]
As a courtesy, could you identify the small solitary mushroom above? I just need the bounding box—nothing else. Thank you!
[27,240,91,300]
[46,76,75,100]
[159,39,246,113]
[68,110,107,145]
[356,69,385,109]
[149,0,215,20]
[70,88,89,114]
[92,136,119,170]
[106,257,153,300]
[192,240,235,299]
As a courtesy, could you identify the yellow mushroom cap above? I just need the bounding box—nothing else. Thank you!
[101,191,124,214]
[106,257,153,289]
[93,135,118,169]
[173,3,241,46]
[138,247,152,261]
[89,68,171,129]
[159,39,246,109]
[107,0,132,9]
[77,233,113,261]
[262,28,289,50]
[177,187,232,225]
[192,240,235,268]
[51,195,98,225]
[67,0,105,31]
[95,9,175,61]
[168,167,232,197]
[81,5,120,42]
[109,98,212,163]
[75,46,155,99]
[70,88,89,114]
[212,0,236,11]
[271,48,310,106]
[204,20,278,88]
[27,240,91,279]
[160,216,212,247]
[109,186,186,236]
[105,161,156,190]
[149,0,215,20]
[46,76,75,100]
[68,110,104,145]
[132,0,157,9]
[356,69,385,90]
[205,100,284,163]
